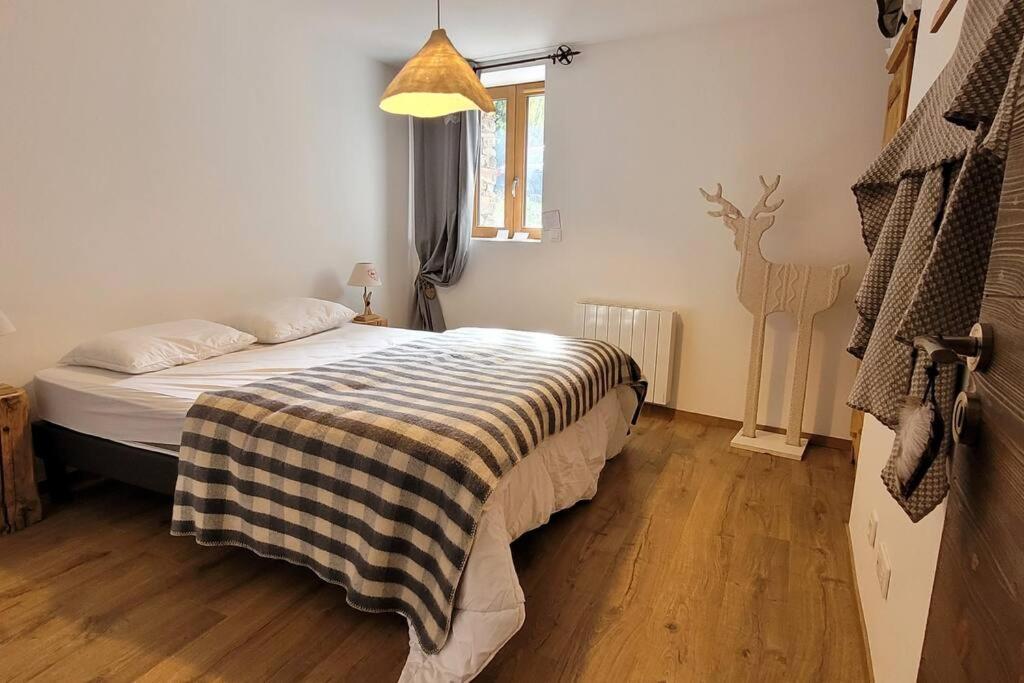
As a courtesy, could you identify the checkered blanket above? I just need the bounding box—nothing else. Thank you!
[170,328,645,653]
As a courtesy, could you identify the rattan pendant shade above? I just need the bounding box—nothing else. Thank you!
[380,29,495,118]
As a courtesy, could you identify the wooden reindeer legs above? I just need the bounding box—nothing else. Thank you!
[743,263,773,439]
[699,176,849,460]
[787,310,815,447]
[743,311,768,439]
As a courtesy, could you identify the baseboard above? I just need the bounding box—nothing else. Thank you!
[846,524,876,683]
[666,408,853,453]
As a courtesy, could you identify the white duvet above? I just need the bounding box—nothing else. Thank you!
[34,324,637,681]
[403,385,636,681]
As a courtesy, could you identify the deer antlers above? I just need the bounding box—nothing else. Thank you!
[699,184,744,219]
[699,175,784,222]
[751,175,784,219]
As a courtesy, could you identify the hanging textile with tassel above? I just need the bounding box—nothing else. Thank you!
[894,360,945,498]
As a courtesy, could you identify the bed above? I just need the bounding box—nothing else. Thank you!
[33,323,643,682]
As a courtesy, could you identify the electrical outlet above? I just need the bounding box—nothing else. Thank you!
[867,510,879,548]
[875,543,892,600]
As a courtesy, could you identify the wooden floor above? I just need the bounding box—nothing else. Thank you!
[0,409,869,682]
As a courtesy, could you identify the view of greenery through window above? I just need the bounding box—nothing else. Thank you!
[524,94,545,227]
[478,99,507,229]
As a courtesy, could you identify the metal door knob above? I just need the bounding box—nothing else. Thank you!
[953,391,982,446]
[912,322,993,371]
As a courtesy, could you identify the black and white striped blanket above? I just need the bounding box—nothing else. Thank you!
[170,328,645,653]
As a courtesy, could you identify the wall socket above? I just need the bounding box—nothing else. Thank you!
[875,543,892,600]
[867,510,879,548]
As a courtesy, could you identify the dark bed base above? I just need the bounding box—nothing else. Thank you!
[32,421,178,501]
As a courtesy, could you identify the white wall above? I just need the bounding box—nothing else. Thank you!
[439,2,887,439]
[847,0,968,680]
[0,0,409,390]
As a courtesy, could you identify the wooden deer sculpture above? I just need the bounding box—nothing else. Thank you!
[700,175,849,459]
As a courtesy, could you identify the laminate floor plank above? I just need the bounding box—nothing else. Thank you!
[0,411,869,681]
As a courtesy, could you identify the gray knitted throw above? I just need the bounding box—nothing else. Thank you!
[849,0,1024,521]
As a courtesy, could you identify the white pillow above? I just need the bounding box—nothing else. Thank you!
[60,319,257,374]
[227,297,356,344]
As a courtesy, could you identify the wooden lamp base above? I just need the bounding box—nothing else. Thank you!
[352,286,386,326]
[353,313,387,327]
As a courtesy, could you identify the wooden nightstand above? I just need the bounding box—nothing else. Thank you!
[0,384,42,534]
[352,314,388,327]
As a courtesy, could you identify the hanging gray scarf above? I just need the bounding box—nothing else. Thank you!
[848,0,1024,521]
[411,112,480,332]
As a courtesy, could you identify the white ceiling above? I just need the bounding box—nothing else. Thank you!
[329,0,808,64]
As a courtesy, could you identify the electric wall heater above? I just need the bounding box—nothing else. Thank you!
[573,302,676,406]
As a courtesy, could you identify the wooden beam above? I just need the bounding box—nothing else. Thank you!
[930,0,958,33]
[885,13,918,74]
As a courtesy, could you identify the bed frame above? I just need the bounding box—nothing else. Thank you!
[32,421,178,500]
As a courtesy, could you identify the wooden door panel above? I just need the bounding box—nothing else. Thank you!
[921,364,1024,683]
[983,218,1024,298]
[920,473,1024,682]
[922,412,1024,680]
[919,32,1024,681]
[975,297,1024,424]
[948,414,1024,581]
[984,117,1024,297]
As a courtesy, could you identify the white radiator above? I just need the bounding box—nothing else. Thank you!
[574,302,676,406]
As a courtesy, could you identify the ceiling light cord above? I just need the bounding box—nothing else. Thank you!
[436,0,440,30]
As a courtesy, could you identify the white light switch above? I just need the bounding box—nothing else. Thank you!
[867,510,879,548]
[876,543,891,600]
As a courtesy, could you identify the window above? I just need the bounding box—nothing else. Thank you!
[474,81,545,240]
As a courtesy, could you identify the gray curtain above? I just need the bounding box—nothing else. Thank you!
[411,111,480,332]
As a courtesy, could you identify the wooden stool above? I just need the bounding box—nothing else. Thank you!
[1,385,42,534]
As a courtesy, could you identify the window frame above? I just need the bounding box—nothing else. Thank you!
[473,81,545,241]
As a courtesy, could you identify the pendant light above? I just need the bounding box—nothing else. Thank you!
[379,0,495,118]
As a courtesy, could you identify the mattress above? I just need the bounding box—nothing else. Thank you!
[34,324,427,451]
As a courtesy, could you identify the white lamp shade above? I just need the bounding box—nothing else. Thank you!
[0,310,14,337]
[348,263,383,288]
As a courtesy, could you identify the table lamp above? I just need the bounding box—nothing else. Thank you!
[347,263,383,323]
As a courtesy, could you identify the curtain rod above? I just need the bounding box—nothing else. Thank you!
[473,45,581,73]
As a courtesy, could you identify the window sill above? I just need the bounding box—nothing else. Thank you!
[471,236,542,244]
